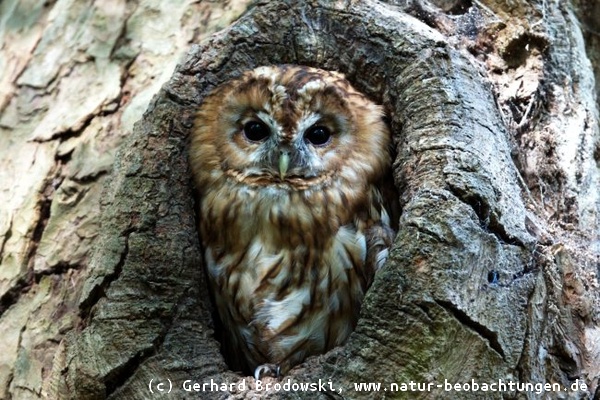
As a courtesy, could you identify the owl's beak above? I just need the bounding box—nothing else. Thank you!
[279,150,290,179]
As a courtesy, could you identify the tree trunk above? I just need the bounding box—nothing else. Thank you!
[1,0,598,399]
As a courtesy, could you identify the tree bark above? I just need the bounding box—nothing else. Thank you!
[0,0,598,399]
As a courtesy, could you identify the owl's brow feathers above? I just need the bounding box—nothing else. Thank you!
[224,67,357,137]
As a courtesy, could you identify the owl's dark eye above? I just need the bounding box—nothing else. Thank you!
[304,125,331,146]
[243,120,270,142]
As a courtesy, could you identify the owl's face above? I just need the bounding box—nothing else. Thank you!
[191,65,390,191]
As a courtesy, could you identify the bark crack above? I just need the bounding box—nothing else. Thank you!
[104,345,156,397]
[0,273,33,317]
[1,170,62,316]
[0,218,12,264]
[35,261,82,279]
[446,183,526,248]
[79,232,130,322]
[434,299,506,360]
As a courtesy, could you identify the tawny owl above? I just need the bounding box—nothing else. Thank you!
[189,65,397,378]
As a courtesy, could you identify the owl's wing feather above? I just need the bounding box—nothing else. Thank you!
[361,183,398,285]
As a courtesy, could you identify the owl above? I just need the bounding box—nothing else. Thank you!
[189,65,397,378]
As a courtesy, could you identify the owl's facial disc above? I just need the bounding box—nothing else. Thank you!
[234,110,335,184]
[215,68,372,188]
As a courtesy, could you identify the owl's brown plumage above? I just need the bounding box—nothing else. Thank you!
[190,65,396,376]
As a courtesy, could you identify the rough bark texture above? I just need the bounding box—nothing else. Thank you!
[0,0,598,399]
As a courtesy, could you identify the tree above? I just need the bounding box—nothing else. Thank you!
[0,0,598,399]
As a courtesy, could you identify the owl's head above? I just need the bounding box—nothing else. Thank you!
[191,65,391,191]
